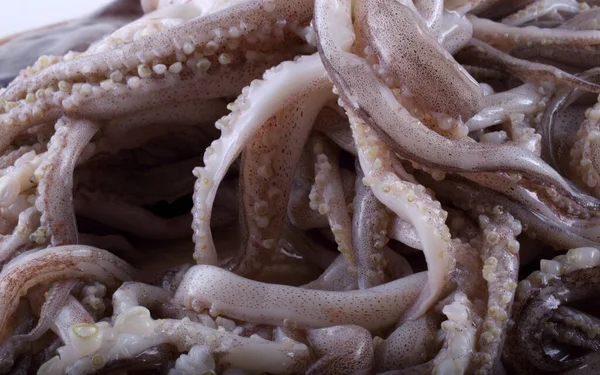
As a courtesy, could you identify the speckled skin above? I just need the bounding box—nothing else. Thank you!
[233,80,334,276]
[0,246,133,340]
[35,118,99,247]
[191,54,328,266]
[174,264,426,330]
[4,0,600,373]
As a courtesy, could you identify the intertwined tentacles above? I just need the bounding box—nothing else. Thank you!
[2,0,600,373]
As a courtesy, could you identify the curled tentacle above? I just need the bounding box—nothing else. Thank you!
[192,53,328,265]
[233,79,334,276]
[506,264,600,373]
[0,149,44,194]
[168,344,217,375]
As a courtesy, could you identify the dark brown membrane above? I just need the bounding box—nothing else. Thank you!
[504,267,600,374]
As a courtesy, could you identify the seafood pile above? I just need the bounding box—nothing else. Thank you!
[2,0,600,373]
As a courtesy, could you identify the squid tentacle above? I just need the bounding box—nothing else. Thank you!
[0,245,133,339]
[35,117,99,246]
[233,79,334,275]
[314,0,600,212]
[14,278,80,342]
[192,53,328,266]
[474,212,521,373]
[308,134,358,273]
[174,264,426,330]
[305,325,374,375]
[353,162,389,288]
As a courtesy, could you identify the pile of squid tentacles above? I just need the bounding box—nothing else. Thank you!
[4,0,600,373]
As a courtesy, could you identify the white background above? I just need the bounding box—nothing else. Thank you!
[1,0,114,38]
